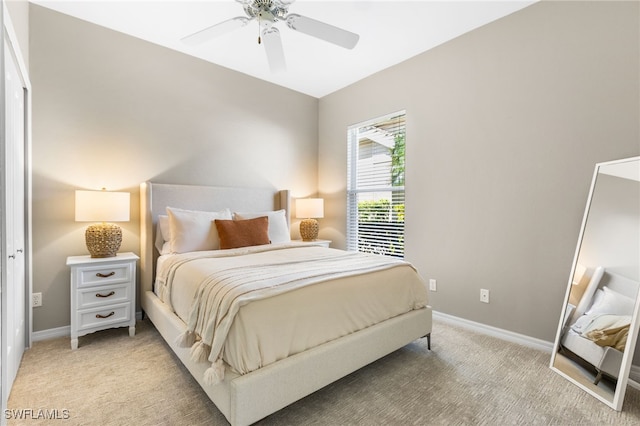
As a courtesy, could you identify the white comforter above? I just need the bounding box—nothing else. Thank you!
[155,244,429,384]
[571,313,631,336]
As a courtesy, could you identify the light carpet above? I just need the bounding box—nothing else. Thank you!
[7,319,640,425]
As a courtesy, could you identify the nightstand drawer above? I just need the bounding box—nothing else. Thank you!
[77,263,133,288]
[76,303,131,331]
[77,284,130,309]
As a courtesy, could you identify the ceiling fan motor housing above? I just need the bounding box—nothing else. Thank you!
[244,0,290,23]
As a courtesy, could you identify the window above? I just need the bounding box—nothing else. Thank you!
[347,111,406,258]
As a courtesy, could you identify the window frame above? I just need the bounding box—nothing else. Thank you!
[346,111,406,258]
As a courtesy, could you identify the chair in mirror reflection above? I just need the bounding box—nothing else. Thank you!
[551,156,640,411]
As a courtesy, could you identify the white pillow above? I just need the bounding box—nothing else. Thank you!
[160,241,171,255]
[233,209,290,244]
[586,286,636,317]
[167,207,232,253]
[585,289,604,314]
[154,223,164,253]
[158,215,171,241]
[154,215,172,253]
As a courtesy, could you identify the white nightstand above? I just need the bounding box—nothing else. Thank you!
[66,252,139,349]
[291,239,331,248]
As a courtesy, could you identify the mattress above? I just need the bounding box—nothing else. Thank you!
[562,329,605,367]
[155,244,428,375]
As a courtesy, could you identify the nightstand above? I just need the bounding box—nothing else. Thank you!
[66,252,139,349]
[292,239,331,248]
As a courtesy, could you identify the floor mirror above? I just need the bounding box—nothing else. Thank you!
[550,156,640,411]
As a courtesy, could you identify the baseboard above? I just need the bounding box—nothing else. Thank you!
[434,311,640,387]
[31,311,144,343]
[433,310,555,353]
[32,325,70,342]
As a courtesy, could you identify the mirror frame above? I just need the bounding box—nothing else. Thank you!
[550,156,640,411]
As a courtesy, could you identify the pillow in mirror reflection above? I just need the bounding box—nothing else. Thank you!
[585,287,636,317]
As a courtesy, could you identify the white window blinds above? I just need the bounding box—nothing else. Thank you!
[347,111,406,258]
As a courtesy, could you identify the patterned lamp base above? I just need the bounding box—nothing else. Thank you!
[85,223,122,258]
[300,218,319,241]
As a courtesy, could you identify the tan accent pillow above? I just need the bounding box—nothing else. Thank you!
[215,216,270,249]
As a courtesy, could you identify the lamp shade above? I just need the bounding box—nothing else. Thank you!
[75,190,130,222]
[295,198,324,219]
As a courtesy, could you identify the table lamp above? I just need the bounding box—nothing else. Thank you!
[296,198,324,241]
[75,189,130,258]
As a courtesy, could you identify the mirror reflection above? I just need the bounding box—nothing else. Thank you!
[551,156,640,410]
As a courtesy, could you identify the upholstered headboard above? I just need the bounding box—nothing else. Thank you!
[139,182,290,295]
[600,271,640,299]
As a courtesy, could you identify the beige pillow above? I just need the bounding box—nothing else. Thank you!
[167,207,232,253]
[215,217,270,249]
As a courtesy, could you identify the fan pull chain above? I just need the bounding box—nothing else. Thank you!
[257,14,262,44]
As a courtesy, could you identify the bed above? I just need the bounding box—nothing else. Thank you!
[561,266,638,384]
[139,182,432,425]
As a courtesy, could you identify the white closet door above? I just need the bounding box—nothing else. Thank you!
[2,38,26,400]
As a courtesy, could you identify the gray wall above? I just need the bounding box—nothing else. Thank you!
[29,5,319,331]
[318,1,639,342]
[25,1,640,346]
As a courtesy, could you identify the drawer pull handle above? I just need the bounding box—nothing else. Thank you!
[96,291,115,298]
[96,311,115,319]
[96,272,115,278]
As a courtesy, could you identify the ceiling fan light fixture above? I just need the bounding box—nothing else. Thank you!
[244,0,289,21]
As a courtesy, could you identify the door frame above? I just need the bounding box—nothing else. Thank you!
[1,0,32,413]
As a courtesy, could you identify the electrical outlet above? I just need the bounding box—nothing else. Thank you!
[32,292,42,308]
[429,279,437,292]
[480,289,490,304]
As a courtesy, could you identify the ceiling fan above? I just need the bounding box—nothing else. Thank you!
[182,0,360,73]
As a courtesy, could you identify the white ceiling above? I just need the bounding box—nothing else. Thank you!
[32,0,536,98]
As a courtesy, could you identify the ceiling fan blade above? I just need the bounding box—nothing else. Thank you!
[182,17,250,46]
[262,27,286,73]
[285,14,359,49]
